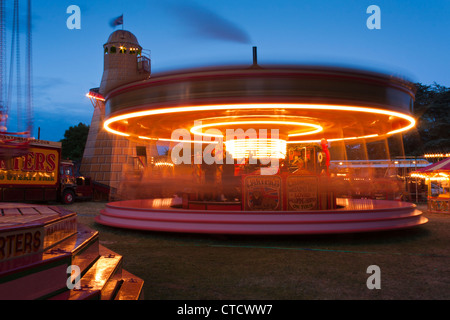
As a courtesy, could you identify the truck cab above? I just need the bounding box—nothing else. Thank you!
[75,176,94,200]
[59,161,107,204]
[60,161,78,204]
[60,160,94,204]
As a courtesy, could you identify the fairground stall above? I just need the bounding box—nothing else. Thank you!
[411,158,450,214]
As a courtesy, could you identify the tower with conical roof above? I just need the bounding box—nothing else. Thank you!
[100,30,150,95]
[80,30,153,199]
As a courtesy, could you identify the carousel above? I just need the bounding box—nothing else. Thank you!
[411,157,450,214]
[95,53,428,234]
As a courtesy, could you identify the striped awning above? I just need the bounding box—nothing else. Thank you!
[418,157,450,172]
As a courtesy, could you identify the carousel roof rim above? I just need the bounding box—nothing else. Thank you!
[104,63,417,101]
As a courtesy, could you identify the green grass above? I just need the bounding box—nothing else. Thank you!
[66,201,450,300]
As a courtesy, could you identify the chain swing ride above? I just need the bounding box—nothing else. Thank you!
[0,0,33,160]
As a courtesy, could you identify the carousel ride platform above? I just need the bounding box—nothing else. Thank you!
[95,197,428,235]
[0,203,143,300]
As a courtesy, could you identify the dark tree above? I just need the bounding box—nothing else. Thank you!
[403,83,450,156]
[343,83,449,159]
[60,122,90,162]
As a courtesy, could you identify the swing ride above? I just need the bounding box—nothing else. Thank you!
[0,0,33,160]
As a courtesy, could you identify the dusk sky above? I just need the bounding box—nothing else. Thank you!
[3,0,450,142]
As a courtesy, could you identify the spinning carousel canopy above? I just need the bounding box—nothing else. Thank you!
[102,65,417,146]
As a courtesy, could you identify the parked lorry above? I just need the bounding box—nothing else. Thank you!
[0,135,109,204]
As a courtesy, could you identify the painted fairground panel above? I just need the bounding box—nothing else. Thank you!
[428,198,450,213]
[243,175,282,211]
[286,175,318,210]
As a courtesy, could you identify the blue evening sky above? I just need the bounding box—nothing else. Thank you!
[3,0,450,141]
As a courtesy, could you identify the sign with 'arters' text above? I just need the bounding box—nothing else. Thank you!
[0,147,59,186]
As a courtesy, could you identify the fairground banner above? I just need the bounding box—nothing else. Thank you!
[0,147,59,186]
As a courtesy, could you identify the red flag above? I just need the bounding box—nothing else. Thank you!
[109,15,123,27]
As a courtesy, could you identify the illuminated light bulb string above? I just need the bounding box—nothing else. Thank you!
[225,138,287,159]
[103,104,416,155]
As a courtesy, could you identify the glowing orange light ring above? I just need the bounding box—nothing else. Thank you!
[189,120,323,138]
[103,103,416,143]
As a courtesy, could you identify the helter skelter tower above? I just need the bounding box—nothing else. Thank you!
[81,30,153,197]
[0,0,33,160]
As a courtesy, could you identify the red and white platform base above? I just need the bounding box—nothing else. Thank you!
[95,197,428,234]
[0,203,143,300]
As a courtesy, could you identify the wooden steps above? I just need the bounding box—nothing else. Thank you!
[0,203,143,300]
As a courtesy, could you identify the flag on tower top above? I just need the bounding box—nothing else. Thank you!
[110,15,123,27]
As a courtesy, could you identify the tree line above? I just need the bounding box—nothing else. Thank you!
[403,82,450,156]
[60,122,89,162]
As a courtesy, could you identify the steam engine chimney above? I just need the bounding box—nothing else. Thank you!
[253,46,257,65]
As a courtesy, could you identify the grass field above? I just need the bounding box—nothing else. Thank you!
[62,201,450,300]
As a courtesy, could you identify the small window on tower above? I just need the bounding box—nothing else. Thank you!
[120,46,127,54]
[110,46,116,53]
[104,47,108,54]
[136,146,147,157]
